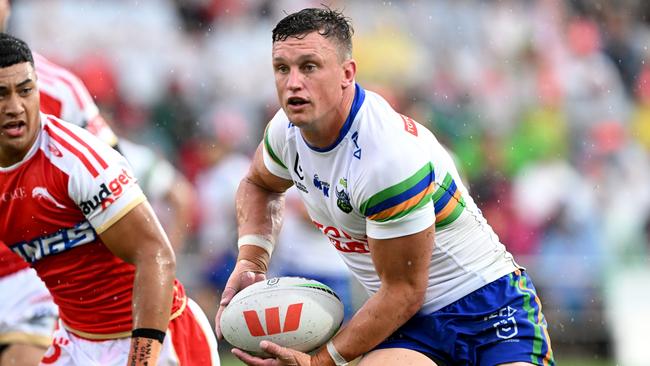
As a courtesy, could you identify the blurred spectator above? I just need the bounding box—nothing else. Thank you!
[191,105,252,324]
[119,138,196,253]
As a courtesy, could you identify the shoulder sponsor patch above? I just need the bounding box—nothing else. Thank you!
[400,114,418,136]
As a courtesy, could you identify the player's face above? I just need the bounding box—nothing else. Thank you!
[0,62,40,167]
[272,32,352,128]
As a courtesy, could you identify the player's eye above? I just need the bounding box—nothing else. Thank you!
[276,65,289,74]
[303,63,317,72]
[19,87,32,96]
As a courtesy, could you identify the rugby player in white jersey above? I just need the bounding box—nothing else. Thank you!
[0,33,219,365]
[216,7,554,366]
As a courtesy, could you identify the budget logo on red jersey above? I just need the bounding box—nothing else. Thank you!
[79,168,134,215]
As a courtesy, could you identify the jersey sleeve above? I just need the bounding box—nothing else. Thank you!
[262,110,292,180]
[63,125,146,234]
[352,133,436,240]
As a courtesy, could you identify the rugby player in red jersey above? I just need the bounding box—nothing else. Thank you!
[0,33,219,365]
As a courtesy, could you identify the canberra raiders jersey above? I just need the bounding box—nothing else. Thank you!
[263,84,519,314]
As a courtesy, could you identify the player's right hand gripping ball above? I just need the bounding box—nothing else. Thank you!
[219,276,344,356]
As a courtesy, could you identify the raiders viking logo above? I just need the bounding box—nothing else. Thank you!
[336,178,352,214]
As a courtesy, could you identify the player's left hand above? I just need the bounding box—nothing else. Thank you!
[231,340,311,366]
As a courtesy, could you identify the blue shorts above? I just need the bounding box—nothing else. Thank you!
[375,270,555,365]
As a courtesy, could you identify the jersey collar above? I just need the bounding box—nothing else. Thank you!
[304,83,365,153]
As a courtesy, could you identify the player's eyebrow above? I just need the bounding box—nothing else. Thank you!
[16,78,34,88]
[273,53,321,64]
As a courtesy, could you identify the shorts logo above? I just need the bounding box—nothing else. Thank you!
[40,337,70,364]
[487,306,518,340]
[32,187,66,209]
[243,303,303,336]
[79,168,134,215]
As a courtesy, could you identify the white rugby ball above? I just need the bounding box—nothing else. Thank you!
[220,276,344,356]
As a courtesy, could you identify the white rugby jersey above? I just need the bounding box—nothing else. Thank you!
[263,84,519,314]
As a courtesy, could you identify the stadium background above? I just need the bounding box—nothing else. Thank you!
[9,0,650,365]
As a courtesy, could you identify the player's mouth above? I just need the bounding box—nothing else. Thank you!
[1,121,27,138]
[286,97,310,111]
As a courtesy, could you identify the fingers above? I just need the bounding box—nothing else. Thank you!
[260,340,285,357]
[214,306,225,339]
[215,268,266,341]
[214,285,238,339]
[260,341,302,365]
[231,348,277,366]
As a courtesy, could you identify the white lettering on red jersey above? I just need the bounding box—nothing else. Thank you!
[0,53,120,278]
[0,115,184,337]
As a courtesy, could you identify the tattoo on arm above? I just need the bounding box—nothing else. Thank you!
[129,337,154,365]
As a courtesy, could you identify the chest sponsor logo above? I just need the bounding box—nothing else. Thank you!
[0,187,27,202]
[10,220,98,263]
[313,174,330,198]
[335,178,352,214]
[312,220,369,254]
[32,187,66,209]
[79,168,134,215]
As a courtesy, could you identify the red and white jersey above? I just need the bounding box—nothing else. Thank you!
[0,52,119,278]
[0,115,185,338]
[34,52,118,147]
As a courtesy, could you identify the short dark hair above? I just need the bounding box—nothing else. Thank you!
[272,7,354,60]
[0,33,33,68]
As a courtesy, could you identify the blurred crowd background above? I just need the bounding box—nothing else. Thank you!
[9,0,650,364]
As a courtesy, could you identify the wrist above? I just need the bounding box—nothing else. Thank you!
[131,328,166,344]
[326,340,349,366]
[312,351,336,366]
[237,244,271,273]
[238,234,274,256]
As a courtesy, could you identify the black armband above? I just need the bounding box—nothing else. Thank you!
[131,328,166,344]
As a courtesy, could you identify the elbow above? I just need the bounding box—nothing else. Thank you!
[404,287,426,317]
[388,282,426,319]
[137,241,177,278]
[160,245,177,275]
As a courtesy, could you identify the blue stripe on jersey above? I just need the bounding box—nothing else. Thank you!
[433,179,457,212]
[364,170,435,217]
[304,83,366,153]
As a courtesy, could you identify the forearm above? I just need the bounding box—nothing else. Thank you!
[131,256,176,330]
[236,176,286,259]
[127,253,175,365]
[313,284,424,366]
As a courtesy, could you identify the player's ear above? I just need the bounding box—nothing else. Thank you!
[341,59,356,88]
